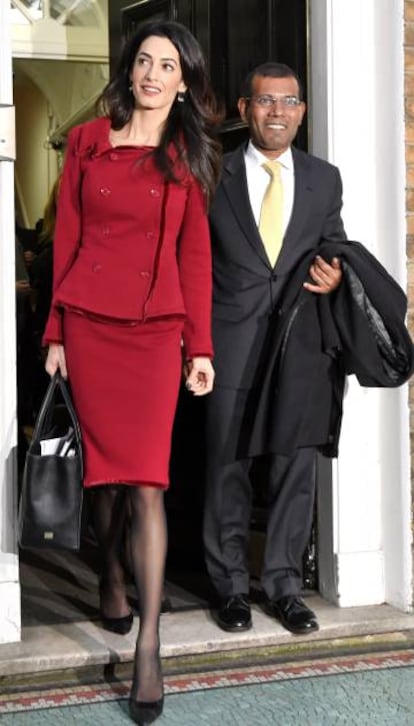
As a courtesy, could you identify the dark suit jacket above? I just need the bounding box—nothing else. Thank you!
[209,143,347,389]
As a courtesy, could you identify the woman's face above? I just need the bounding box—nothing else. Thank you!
[130,35,187,112]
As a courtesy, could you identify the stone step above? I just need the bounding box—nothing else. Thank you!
[1,597,414,682]
[2,625,414,702]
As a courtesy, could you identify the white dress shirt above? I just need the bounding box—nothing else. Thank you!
[244,141,295,239]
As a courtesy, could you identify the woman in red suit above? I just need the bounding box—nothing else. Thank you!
[44,20,221,724]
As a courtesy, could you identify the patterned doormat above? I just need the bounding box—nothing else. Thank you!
[2,648,414,715]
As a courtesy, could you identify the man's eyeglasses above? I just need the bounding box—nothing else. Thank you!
[245,95,302,108]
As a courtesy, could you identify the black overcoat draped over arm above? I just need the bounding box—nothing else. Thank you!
[244,240,414,460]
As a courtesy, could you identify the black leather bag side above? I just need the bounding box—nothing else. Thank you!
[18,371,83,550]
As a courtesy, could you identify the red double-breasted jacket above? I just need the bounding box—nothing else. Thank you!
[43,116,213,359]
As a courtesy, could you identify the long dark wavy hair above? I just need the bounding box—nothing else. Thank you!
[97,20,222,205]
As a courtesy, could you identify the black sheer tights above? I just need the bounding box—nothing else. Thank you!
[92,483,166,703]
[127,485,166,703]
[91,485,131,619]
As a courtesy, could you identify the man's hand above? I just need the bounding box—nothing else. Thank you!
[303,255,342,294]
[184,357,215,396]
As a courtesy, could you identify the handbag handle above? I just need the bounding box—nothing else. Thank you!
[32,371,83,475]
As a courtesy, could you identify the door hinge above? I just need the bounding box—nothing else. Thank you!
[0,105,16,161]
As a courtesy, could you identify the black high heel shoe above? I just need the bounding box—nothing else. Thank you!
[129,645,163,724]
[99,580,134,635]
[101,610,134,635]
[128,696,164,724]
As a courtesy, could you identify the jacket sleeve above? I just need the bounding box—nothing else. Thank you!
[42,125,83,344]
[177,179,214,359]
[321,167,347,243]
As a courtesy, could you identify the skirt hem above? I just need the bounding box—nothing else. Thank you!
[84,479,169,490]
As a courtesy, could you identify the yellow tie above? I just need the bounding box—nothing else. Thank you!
[259,161,284,266]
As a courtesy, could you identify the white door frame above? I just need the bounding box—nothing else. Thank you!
[0,0,21,643]
[310,0,412,611]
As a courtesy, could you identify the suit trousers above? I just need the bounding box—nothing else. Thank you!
[203,386,317,600]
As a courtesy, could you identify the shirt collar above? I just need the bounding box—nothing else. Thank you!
[245,140,293,172]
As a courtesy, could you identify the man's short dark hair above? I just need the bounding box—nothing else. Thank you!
[240,62,303,100]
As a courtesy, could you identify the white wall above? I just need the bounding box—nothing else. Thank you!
[13,59,108,228]
[14,74,54,227]
[311,0,412,610]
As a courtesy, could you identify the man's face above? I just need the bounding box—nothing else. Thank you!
[238,74,306,158]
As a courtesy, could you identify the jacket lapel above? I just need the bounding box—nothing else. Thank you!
[221,145,271,268]
[220,145,316,272]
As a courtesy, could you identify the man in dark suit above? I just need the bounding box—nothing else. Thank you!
[204,62,346,634]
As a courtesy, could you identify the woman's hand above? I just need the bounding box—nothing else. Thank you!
[185,357,215,396]
[45,344,68,379]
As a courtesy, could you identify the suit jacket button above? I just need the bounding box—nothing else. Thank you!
[109,152,118,161]
[139,271,150,278]
[100,187,111,196]
[149,188,160,197]
[92,264,102,273]
[146,232,155,240]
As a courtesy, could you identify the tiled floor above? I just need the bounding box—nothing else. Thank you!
[2,651,414,724]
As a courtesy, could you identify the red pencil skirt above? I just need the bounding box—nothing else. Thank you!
[63,310,184,489]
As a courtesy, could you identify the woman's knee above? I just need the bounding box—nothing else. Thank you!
[127,484,164,517]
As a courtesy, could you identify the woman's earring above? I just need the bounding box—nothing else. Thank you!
[129,83,133,93]
[177,91,185,103]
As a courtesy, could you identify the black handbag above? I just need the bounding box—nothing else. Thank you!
[18,370,84,550]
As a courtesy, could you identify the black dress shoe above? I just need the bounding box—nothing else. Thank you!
[101,610,134,635]
[216,594,252,632]
[263,595,319,634]
[129,696,164,724]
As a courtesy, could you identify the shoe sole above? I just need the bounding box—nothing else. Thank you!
[278,621,319,635]
[216,619,253,633]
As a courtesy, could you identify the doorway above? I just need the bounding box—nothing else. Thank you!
[108,0,316,597]
[14,0,316,632]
